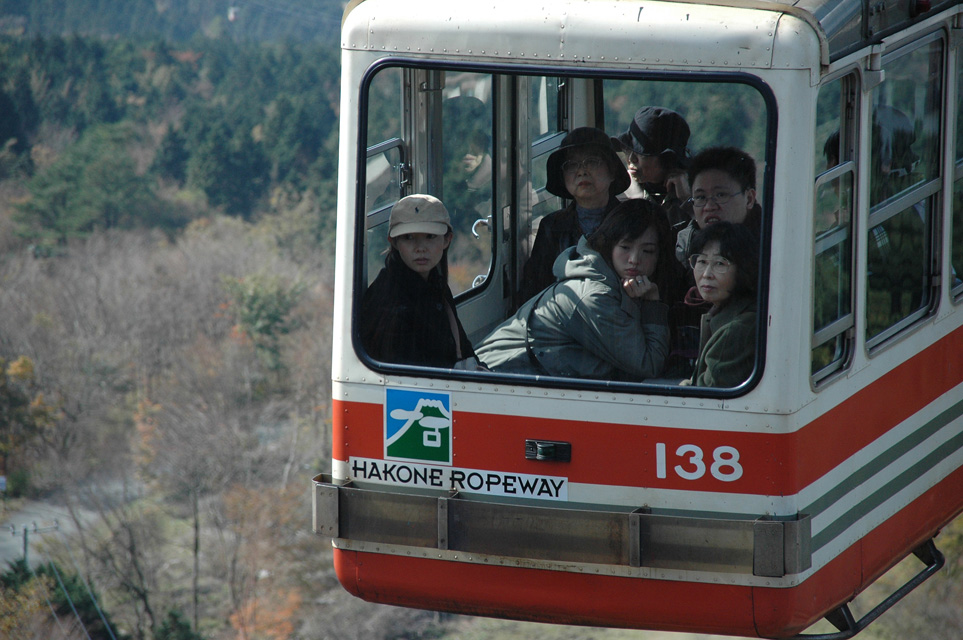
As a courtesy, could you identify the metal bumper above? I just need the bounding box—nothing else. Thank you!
[313,473,811,578]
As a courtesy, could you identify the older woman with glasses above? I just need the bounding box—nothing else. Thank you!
[519,127,631,302]
[680,221,759,388]
[675,146,763,264]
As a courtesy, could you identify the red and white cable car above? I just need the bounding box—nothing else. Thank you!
[314,0,963,636]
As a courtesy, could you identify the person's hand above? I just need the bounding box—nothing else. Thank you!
[623,275,660,301]
[665,172,691,201]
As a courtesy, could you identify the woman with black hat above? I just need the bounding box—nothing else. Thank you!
[611,106,694,229]
[519,127,630,302]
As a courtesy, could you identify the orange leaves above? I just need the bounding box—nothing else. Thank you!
[229,588,302,640]
[221,484,306,640]
[5,355,35,381]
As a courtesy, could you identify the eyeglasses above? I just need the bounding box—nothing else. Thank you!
[562,156,605,175]
[689,191,744,208]
[688,254,733,274]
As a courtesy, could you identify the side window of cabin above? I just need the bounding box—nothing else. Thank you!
[952,49,963,299]
[812,75,856,382]
[866,37,942,345]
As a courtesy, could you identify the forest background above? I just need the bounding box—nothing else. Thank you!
[0,2,959,640]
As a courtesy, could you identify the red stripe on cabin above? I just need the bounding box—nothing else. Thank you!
[794,326,963,487]
[335,549,759,636]
[333,326,963,498]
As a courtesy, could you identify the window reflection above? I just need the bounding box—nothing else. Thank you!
[866,38,941,342]
[812,77,855,379]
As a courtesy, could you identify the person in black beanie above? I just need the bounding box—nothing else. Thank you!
[611,106,694,229]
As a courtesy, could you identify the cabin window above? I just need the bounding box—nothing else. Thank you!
[527,76,566,253]
[356,62,772,393]
[952,49,963,299]
[439,71,497,293]
[363,66,405,283]
[865,37,942,345]
[812,75,857,382]
[361,67,497,295]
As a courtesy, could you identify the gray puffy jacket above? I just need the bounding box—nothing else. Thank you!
[477,236,670,380]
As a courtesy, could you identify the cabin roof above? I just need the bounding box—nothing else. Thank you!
[672,0,961,61]
[343,0,962,66]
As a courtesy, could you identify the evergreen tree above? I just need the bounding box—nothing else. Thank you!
[154,127,190,185]
[262,94,326,186]
[155,609,206,640]
[1,560,125,640]
[187,120,269,218]
[223,128,270,217]
[186,119,233,207]
[14,124,166,243]
[0,87,26,155]
[11,67,40,137]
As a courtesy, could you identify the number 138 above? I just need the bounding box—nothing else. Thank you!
[655,443,743,482]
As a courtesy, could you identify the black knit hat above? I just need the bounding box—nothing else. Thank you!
[545,127,631,199]
[611,106,691,169]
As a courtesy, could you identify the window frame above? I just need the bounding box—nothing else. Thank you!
[864,33,944,351]
[951,39,963,302]
[352,57,776,399]
[811,72,859,386]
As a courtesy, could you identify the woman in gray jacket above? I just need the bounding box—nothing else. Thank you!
[476,200,676,380]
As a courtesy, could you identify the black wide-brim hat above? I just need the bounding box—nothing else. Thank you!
[546,127,631,200]
[610,106,691,169]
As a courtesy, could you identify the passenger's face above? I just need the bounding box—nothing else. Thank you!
[390,232,451,279]
[625,151,666,186]
[562,149,614,208]
[693,240,736,306]
[462,146,485,173]
[691,169,756,228]
[612,227,659,281]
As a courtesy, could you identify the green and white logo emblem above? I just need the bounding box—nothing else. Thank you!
[385,388,452,465]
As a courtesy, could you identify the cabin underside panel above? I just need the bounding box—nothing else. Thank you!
[325,463,963,637]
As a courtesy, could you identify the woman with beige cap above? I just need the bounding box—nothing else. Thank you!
[360,194,477,368]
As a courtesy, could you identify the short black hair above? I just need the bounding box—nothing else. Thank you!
[688,147,757,192]
[689,221,759,299]
[588,199,679,295]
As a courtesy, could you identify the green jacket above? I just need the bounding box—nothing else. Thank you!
[689,296,756,388]
[477,236,670,380]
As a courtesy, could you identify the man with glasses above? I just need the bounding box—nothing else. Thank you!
[674,146,762,264]
[666,147,762,380]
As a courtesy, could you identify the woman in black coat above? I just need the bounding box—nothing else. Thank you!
[360,194,476,368]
